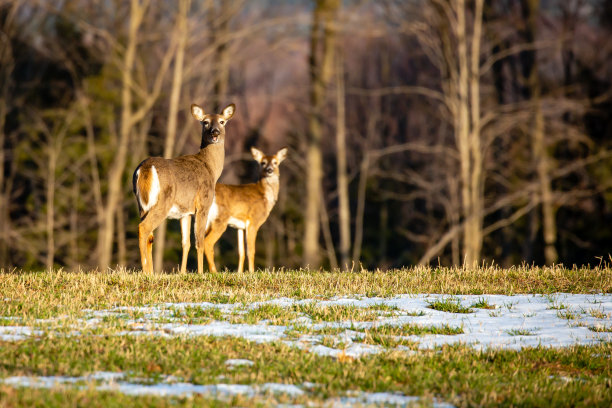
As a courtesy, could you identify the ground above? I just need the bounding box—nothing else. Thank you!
[0,266,610,407]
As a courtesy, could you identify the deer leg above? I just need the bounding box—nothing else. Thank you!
[179,216,191,274]
[246,224,258,273]
[146,232,154,272]
[237,229,245,273]
[194,210,209,274]
[138,199,173,274]
[204,221,227,273]
[138,223,153,274]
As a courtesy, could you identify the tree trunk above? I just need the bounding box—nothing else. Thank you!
[456,0,484,267]
[335,49,351,269]
[154,0,190,272]
[303,0,338,268]
[46,141,56,270]
[352,150,369,266]
[209,0,231,112]
[97,0,145,271]
[116,200,127,267]
[520,0,558,264]
[0,92,8,269]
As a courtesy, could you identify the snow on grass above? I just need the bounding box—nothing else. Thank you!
[1,372,455,407]
[1,294,610,356]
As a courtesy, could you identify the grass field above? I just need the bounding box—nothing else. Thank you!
[0,265,611,407]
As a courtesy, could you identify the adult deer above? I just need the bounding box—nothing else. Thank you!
[203,147,288,273]
[133,103,235,274]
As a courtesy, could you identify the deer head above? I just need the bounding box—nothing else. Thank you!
[191,103,235,147]
[251,147,288,178]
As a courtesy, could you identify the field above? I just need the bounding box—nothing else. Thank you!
[0,265,611,407]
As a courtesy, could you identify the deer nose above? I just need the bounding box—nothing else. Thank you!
[211,128,220,136]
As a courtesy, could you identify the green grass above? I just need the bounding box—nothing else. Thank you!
[0,334,609,407]
[288,322,463,338]
[548,303,569,310]
[557,310,579,320]
[292,303,381,322]
[471,297,496,309]
[0,267,611,407]
[427,297,473,314]
[588,325,612,333]
[171,305,224,323]
[587,308,610,319]
[0,264,609,319]
[506,328,538,336]
[232,303,299,325]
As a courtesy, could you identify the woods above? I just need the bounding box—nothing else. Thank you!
[0,0,611,271]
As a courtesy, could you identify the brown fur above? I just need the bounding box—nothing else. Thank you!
[132,103,235,274]
[203,147,288,272]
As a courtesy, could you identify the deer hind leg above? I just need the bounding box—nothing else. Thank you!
[204,220,228,273]
[237,229,245,273]
[246,223,258,273]
[138,223,154,274]
[179,215,191,274]
[137,200,173,274]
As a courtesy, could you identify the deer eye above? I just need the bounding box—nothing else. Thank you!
[219,120,225,125]
[272,160,277,166]
[203,120,210,127]
[261,160,267,166]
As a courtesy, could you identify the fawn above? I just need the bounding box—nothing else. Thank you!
[203,147,288,273]
[132,103,235,274]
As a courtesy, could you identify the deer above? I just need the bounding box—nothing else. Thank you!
[203,147,288,273]
[132,103,235,274]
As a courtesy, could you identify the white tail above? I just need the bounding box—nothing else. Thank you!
[132,103,235,273]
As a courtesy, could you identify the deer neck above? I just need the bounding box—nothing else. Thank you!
[197,142,225,181]
[258,175,280,209]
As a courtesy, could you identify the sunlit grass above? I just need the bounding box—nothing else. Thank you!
[0,333,609,407]
[471,297,497,309]
[0,264,609,320]
[0,266,611,407]
[506,328,538,336]
[426,297,473,314]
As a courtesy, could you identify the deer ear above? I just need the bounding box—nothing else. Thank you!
[191,104,205,121]
[251,147,264,162]
[276,147,288,163]
[222,103,236,120]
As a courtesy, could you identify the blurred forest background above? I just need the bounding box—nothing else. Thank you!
[0,0,611,272]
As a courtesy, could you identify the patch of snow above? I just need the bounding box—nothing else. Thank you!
[225,359,254,368]
[0,326,42,341]
[1,373,449,406]
[2,294,610,354]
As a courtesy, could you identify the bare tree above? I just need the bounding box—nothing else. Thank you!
[153,0,191,272]
[335,47,350,269]
[519,0,558,264]
[0,0,19,268]
[303,0,339,268]
[95,0,175,271]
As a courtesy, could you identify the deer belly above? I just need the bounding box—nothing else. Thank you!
[228,217,247,230]
[167,205,193,220]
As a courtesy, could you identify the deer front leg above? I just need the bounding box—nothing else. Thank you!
[194,209,209,274]
[246,224,258,273]
[179,215,191,274]
[204,221,227,273]
[237,229,245,273]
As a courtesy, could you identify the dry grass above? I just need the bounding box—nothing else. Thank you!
[0,264,609,319]
[0,265,611,407]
